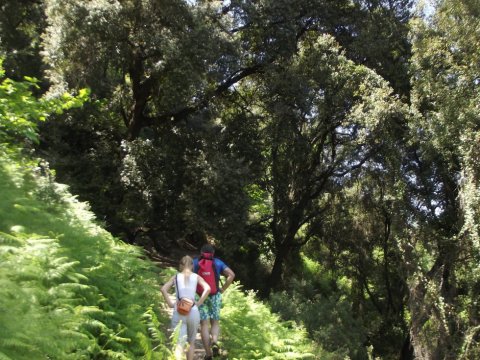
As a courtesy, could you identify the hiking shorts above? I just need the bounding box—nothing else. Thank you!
[198,293,222,321]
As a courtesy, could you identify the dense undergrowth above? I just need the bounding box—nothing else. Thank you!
[221,284,323,359]
[0,67,324,359]
[0,153,325,359]
[0,154,172,359]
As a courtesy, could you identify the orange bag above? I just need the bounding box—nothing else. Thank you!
[177,297,195,315]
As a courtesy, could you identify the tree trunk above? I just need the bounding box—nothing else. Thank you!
[400,334,414,360]
[266,236,292,295]
[127,50,153,140]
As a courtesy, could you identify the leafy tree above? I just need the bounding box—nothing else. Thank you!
[244,34,407,292]
[42,0,241,139]
[0,0,47,83]
[335,0,414,99]
[0,60,88,151]
[39,0,414,258]
[39,0,259,251]
[407,0,480,357]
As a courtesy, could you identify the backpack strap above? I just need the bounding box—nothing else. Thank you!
[174,274,180,301]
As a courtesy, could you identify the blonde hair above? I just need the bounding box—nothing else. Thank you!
[179,255,193,272]
[178,255,194,285]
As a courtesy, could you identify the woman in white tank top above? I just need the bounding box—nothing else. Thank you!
[161,255,211,360]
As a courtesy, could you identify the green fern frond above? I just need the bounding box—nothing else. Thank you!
[0,351,13,360]
[50,282,92,294]
[58,329,91,340]
[82,319,109,333]
[74,305,106,316]
[98,349,130,360]
[49,256,73,266]
[46,261,80,281]
[0,338,38,353]
[137,332,153,359]
[66,272,89,282]
[0,231,22,246]
[25,237,57,248]
[0,245,19,255]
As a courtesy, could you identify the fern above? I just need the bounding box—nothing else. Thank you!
[139,305,173,359]
[220,283,324,359]
[138,332,154,359]
[0,231,22,246]
[0,338,38,353]
[0,155,171,359]
[0,352,13,360]
[97,349,131,360]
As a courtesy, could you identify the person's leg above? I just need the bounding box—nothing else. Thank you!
[186,340,195,360]
[186,308,200,360]
[175,322,187,360]
[200,319,212,356]
[209,293,222,356]
[198,297,213,357]
[210,319,220,356]
[172,313,187,359]
[210,319,220,344]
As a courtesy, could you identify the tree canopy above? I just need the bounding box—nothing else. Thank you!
[2,0,480,358]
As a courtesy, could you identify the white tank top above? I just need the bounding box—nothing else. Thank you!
[175,272,198,300]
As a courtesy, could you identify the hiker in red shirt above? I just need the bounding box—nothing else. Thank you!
[193,243,235,359]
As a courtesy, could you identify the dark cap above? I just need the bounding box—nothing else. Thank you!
[201,243,215,254]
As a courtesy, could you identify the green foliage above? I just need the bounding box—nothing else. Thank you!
[21,0,480,358]
[271,290,367,360]
[339,0,414,98]
[0,67,172,357]
[221,283,326,359]
[0,0,46,82]
[269,255,368,360]
[248,32,408,292]
[138,305,172,359]
[0,153,172,359]
[406,0,480,357]
[42,0,237,114]
[0,61,89,149]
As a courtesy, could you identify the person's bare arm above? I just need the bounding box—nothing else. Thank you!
[161,275,176,308]
[196,276,211,306]
[220,267,235,293]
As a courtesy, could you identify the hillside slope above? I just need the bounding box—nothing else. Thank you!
[1,154,329,359]
[0,66,328,359]
[0,155,172,359]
